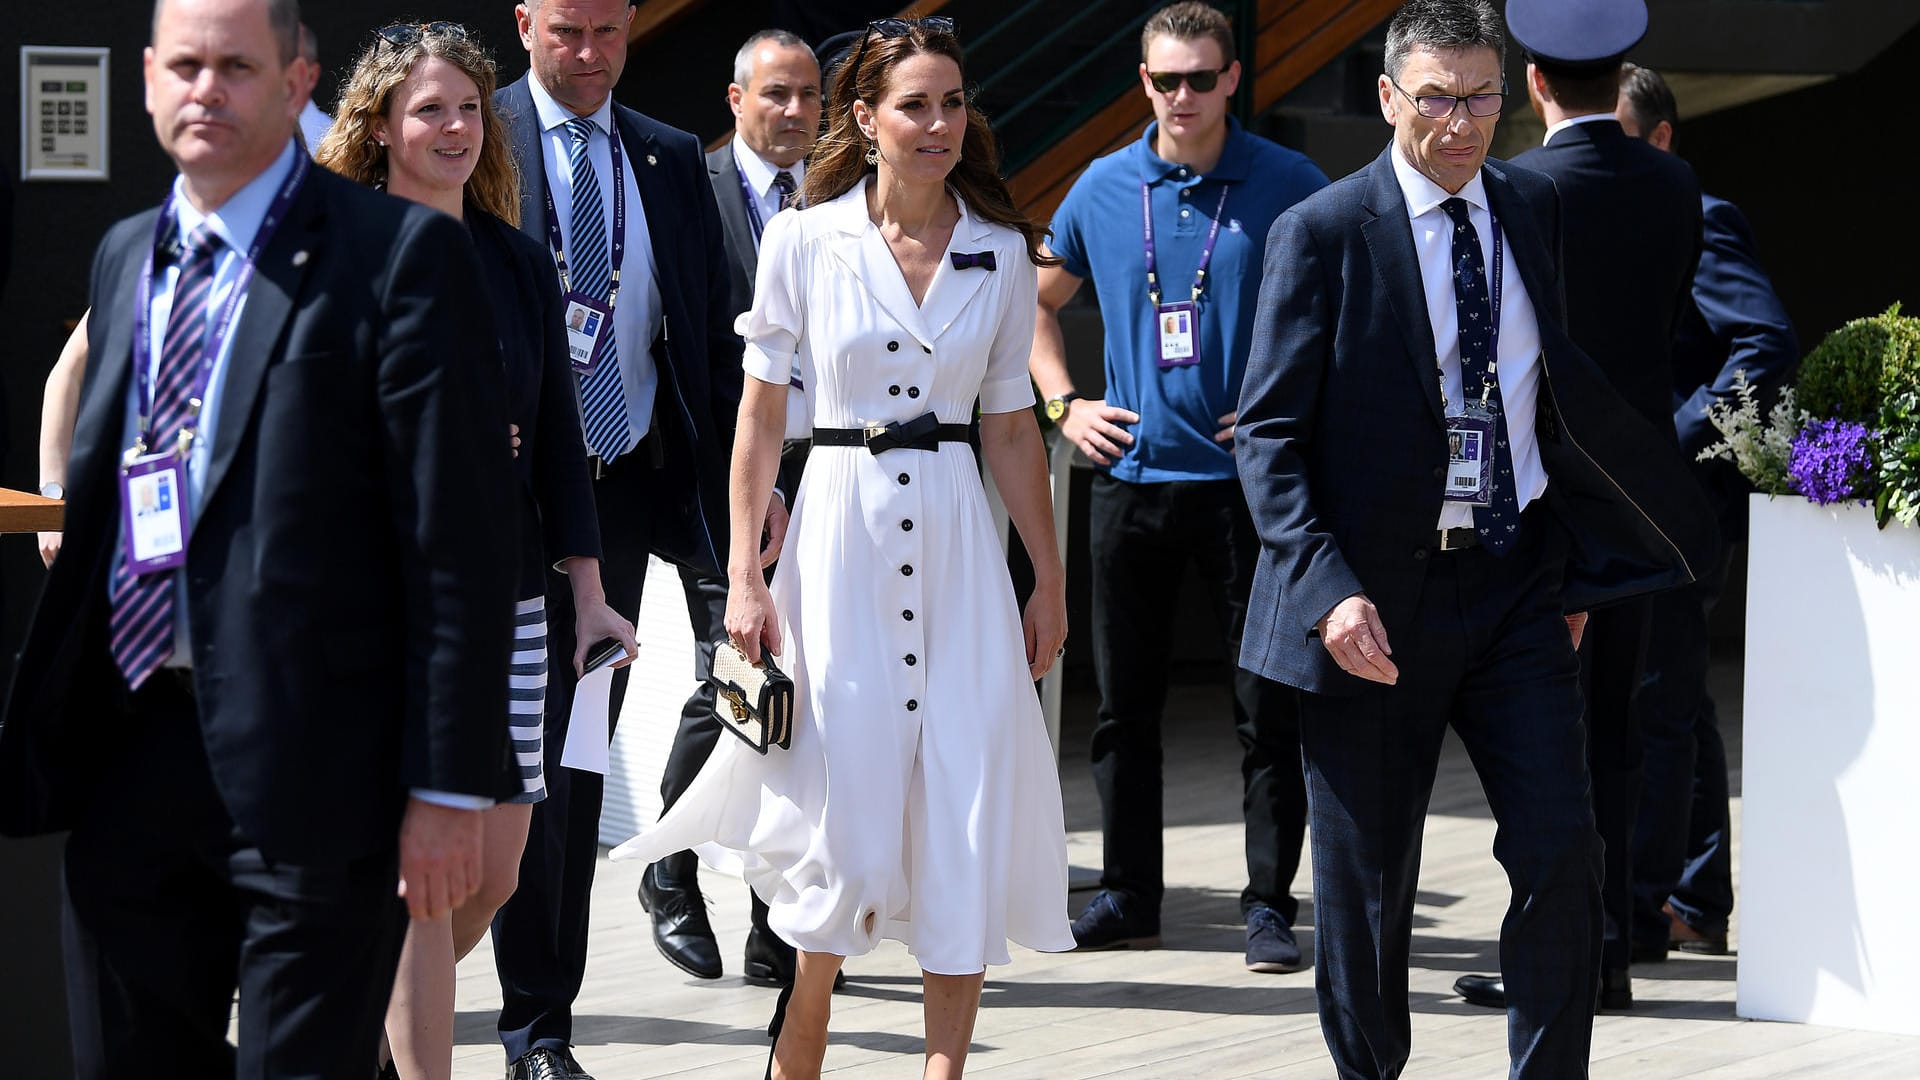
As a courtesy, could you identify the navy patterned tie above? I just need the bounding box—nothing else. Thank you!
[773,169,797,211]
[1440,197,1519,555]
[110,223,220,688]
[565,118,633,461]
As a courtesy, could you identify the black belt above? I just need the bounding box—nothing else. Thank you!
[814,413,970,455]
[1434,526,1481,551]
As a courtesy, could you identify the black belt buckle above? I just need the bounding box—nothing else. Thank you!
[862,412,939,455]
[1436,527,1480,552]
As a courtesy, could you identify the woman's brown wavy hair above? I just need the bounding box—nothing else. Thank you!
[802,21,1058,267]
[313,24,519,226]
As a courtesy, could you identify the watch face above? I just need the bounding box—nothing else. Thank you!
[40,482,65,500]
[1046,399,1067,421]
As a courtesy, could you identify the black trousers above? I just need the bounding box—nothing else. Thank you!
[1299,518,1602,1080]
[62,675,405,1079]
[1087,474,1306,920]
[491,451,655,1061]
[1578,595,1652,972]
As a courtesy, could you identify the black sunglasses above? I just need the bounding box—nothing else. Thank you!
[1146,66,1230,94]
[846,16,960,80]
[377,21,469,49]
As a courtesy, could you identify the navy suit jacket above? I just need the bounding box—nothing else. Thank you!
[1512,120,1702,438]
[1235,147,1720,695]
[0,165,521,856]
[496,77,743,575]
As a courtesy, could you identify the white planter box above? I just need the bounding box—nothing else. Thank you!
[1739,494,1920,1035]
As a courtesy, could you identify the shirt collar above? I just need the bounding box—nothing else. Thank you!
[732,137,805,198]
[171,137,301,254]
[1389,142,1488,220]
[1543,111,1618,145]
[528,74,615,138]
[1135,115,1250,183]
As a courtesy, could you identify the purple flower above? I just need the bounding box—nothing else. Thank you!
[1787,419,1876,505]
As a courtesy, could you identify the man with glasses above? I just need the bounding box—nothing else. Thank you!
[1030,0,1327,974]
[488,2,762,1077]
[1452,0,1705,1015]
[1236,0,1716,1073]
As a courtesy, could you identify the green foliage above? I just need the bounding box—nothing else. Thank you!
[1876,387,1920,528]
[1794,303,1920,423]
[1698,371,1803,495]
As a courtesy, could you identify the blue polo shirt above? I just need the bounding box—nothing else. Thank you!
[1049,118,1327,483]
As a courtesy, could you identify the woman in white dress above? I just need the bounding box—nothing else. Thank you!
[610,16,1074,1080]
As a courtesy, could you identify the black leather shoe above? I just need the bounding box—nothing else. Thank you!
[638,863,722,979]
[1598,967,1633,1011]
[743,895,846,990]
[505,1046,592,1080]
[1454,973,1506,1009]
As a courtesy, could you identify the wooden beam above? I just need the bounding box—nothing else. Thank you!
[628,0,708,46]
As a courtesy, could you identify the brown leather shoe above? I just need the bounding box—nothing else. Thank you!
[1664,902,1730,955]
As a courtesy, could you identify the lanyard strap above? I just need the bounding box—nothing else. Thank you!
[1437,206,1505,411]
[1142,178,1232,307]
[132,152,309,454]
[541,122,627,305]
[738,168,767,243]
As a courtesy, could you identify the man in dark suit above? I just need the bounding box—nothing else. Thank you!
[489,3,767,1077]
[0,0,518,1073]
[1235,1,1717,1075]
[1450,0,1705,1014]
[639,27,821,987]
[1617,62,1799,961]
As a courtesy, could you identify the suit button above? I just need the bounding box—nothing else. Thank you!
[906,699,919,711]
[1433,466,1446,480]
[904,654,917,666]
[887,340,900,352]
[898,473,910,485]
[903,609,914,621]
[1413,548,1429,561]
[889,385,901,396]
[901,519,913,532]
[922,345,931,354]
[901,564,913,576]
[907,387,920,399]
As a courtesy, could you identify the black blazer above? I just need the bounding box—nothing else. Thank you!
[0,164,521,858]
[1235,148,1720,695]
[1511,120,1702,438]
[495,77,743,574]
[469,206,601,593]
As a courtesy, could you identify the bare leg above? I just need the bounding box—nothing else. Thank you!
[385,803,532,1078]
[771,950,843,1080]
[921,971,985,1080]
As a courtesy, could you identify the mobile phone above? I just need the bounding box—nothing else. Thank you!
[583,638,631,674]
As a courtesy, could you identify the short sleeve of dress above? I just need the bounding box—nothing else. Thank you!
[980,242,1038,415]
[735,208,805,385]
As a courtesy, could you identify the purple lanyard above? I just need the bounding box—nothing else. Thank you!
[131,152,309,454]
[541,121,627,306]
[738,169,768,243]
[1142,178,1231,307]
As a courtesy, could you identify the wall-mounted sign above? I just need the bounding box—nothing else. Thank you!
[20,46,110,181]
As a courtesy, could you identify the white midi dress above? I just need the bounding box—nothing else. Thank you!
[611,182,1074,975]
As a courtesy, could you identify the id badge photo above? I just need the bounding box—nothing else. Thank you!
[1442,407,1495,506]
[120,452,191,574]
[563,293,614,374]
[1154,301,1200,369]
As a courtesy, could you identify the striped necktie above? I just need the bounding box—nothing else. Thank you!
[565,117,633,462]
[1441,197,1520,555]
[110,223,220,689]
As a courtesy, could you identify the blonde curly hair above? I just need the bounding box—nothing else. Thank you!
[314,24,519,226]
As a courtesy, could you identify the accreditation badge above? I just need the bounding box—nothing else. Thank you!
[563,293,614,375]
[1442,407,1495,506]
[120,452,191,574]
[1154,301,1200,369]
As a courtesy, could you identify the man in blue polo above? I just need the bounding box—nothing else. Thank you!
[1030,0,1328,972]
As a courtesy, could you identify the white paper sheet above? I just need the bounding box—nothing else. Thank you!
[559,665,615,775]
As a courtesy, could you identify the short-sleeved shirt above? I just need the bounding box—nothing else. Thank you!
[1049,118,1328,483]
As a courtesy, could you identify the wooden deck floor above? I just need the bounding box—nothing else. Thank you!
[444,658,1919,1078]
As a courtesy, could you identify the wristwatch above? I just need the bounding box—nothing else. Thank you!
[39,481,65,501]
[1044,391,1081,422]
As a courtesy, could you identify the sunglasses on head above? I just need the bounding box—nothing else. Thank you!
[376,21,469,49]
[846,15,960,81]
[1147,66,1230,94]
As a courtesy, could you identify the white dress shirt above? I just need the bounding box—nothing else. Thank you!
[297,100,332,154]
[732,138,805,239]
[1542,110,1619,145]
[527,76,662,449]
[1389,147,1549,530]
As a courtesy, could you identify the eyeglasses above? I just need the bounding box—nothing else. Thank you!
[376,21,469,49]
[1389,76,1505,119]
[846,16,960,81]
[1146,67,1231,94]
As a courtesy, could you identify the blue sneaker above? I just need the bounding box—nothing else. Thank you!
[1071,889,1161,950]
[1244,905,1303,973]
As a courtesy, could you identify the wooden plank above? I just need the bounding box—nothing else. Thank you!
[0,488,63,533]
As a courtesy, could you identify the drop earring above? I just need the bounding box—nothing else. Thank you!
[864,141,879,166]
